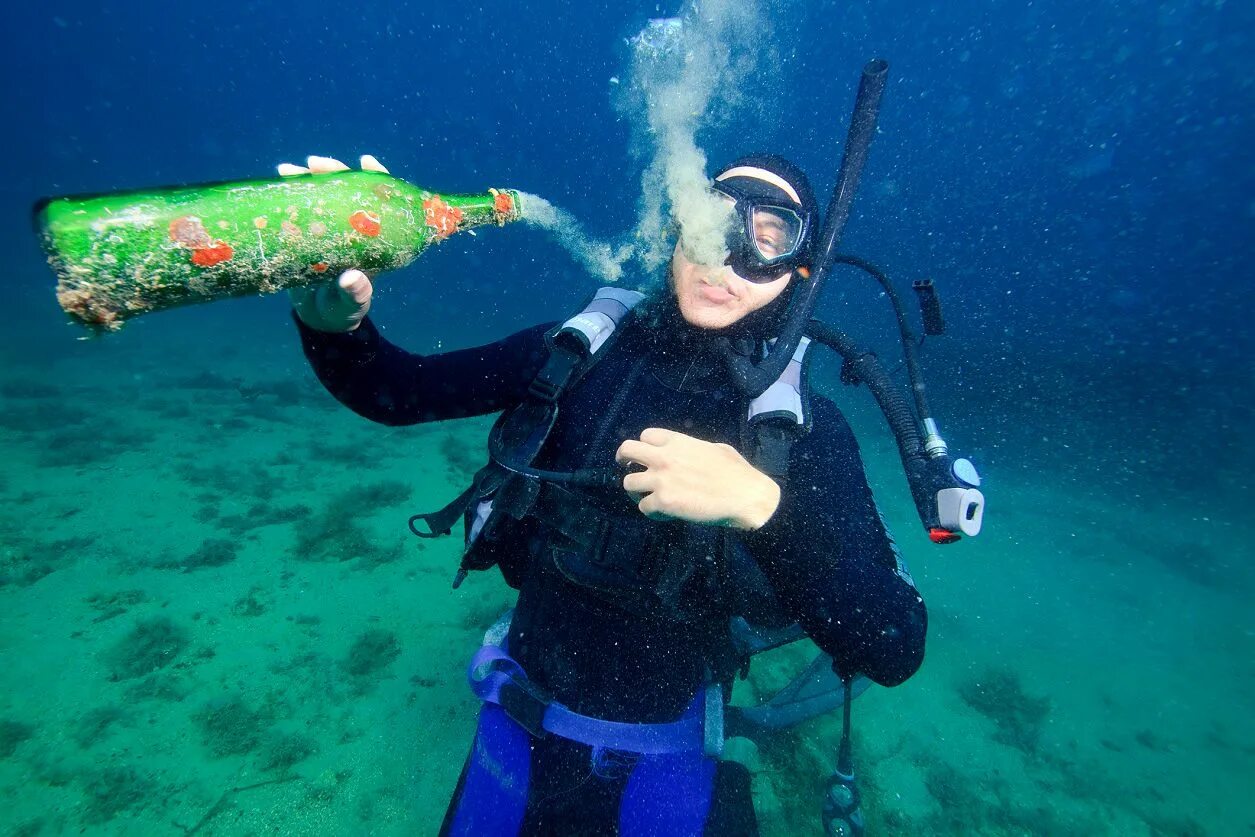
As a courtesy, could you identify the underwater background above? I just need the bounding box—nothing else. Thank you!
[2,0,1252,834]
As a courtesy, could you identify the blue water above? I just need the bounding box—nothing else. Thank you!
[2,1,1251,834]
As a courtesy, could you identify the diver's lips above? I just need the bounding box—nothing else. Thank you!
[699,283,735,303]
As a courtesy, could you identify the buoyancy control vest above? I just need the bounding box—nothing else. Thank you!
[409,287,817,623]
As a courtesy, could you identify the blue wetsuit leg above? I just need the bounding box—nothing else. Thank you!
[441,712,730,835]
[619,751,717,835]
[441,705,531,836]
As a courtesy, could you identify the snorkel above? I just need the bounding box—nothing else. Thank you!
[718,58,888,397]
[718,58,985,546]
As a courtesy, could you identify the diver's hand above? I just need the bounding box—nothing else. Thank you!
[282,155,388,333]
[616,428,781,531]
[289,268,373,333]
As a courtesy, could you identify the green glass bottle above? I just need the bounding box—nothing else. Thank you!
[34,170,524,332]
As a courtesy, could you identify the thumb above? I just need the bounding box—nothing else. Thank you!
[336,269,373,306]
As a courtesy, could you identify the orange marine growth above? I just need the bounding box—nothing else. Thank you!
[170,216,233,267]
[310,262,330,273]
[349,210,382,237]
[494,191,514,217]
[190,241,234,267]
[423,196,464,240]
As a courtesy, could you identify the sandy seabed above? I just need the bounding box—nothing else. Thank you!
[0,311,1251,836]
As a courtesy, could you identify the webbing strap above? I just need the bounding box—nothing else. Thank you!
[468,645,708,755]
[528,344,583,403]
[534,287,647,403]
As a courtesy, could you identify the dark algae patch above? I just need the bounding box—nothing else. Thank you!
[106,616,190,680]
[342,629,401,678]
[231,585,270,617]
[82,764,158,825]
[219,501,311,536]
[921,760,1074,834]
[258,731,319,772]
[0,514,88,588]
[183,537,239,570]
[192,694,272,758]
[74,705,128,748]
[85,589,149,623]
[0,718,35,758]
[293,512,379,563]
[355,479,413,508]
[292,497,401,566]
[959,667,1052,754]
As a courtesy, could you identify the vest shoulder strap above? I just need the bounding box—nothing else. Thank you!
[528,286,646,403]
[746,336,815,477]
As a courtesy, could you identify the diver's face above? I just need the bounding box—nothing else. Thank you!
[670,243,791,330]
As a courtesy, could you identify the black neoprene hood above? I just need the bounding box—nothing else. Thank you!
[706,152,820,337]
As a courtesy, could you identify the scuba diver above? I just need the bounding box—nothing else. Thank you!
[289,146,928,834]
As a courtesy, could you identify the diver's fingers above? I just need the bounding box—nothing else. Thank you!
[615,438,664,468]
[622,470,657,495]
[307,155,350,174]
[639,427,678,447]
[636,492,675,522]
[280,156,386,177]
[336,269,373,306]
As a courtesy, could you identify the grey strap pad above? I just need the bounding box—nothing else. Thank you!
[552,287,646,356]
[747,336,812,427]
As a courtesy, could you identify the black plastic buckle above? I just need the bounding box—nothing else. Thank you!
[527,345,583,403]
[497,677,551,739]
[407,481,478,539]
[749,419,797,479]
[408,512,450,539]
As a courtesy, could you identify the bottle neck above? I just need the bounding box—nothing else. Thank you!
[424,187,523,240]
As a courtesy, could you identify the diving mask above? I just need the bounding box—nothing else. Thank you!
[710,178,812,283]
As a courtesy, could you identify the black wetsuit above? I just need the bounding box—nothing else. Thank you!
[296,304,927,834]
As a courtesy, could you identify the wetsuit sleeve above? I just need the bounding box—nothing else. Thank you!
[294,313,555,425]
[742,395,927,687]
